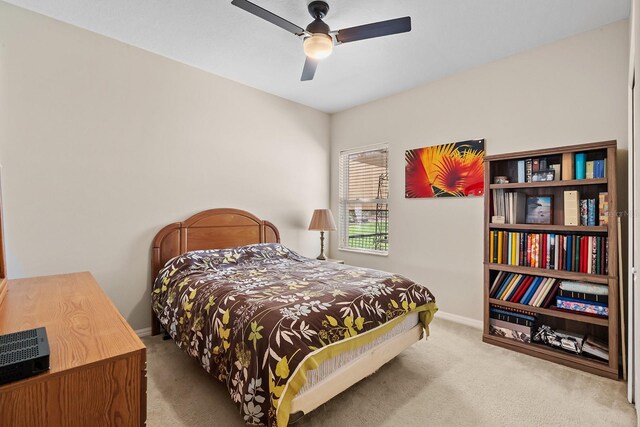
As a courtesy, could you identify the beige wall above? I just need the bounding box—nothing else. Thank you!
[0,2,630,330]
[330,20,629,322]
[0,3,330,330]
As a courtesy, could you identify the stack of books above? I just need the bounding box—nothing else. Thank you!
[489,306,536,343]
[555,281,609,317]
[489,272,559,308]
[582,335,609,361]
[489,231,608,275]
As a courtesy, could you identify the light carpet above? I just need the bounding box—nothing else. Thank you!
[144,317,636,426]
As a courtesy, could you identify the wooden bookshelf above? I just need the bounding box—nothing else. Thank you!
[483,140,619,379]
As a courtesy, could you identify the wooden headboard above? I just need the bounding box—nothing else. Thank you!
[151,208,280,335]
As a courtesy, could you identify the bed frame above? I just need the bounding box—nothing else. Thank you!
[150,208,423,419]
[150,208,280,335]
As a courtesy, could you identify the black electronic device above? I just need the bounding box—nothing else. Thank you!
[0,327,50,385]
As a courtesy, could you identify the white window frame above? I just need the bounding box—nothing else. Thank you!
[338,144,389,256]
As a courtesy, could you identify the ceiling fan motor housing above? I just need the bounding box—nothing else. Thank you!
[306,18,330,35]
[308,1,330,19]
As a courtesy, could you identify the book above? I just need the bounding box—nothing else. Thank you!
[562,153,574,180]
[489,307,536,327]
[579,199,588,226]
[517,160,525,183]
[501,274,522,300]
[545,233,551,269]
[557,289,608,304]
[566,235,573,271]
[525,159,533,182]
[599,192,609,225]
[521,277,543,305]
[513,276,535,302]
[489,271,505,296]
[564,191,580,226]
[585,161,594,179]
[489,324,531,343]
[492,273,513,298]
[593,160,606,179]
[536,278,557,307]
[559,281,608,295]
[574,236,580,273]
[575,152,586,179]
[556,297,608,316]
[587,199,596,226]
[506,192,527,224]
[582,336,609,361]
[489,318,533,335]
[530,278,549,307]
[541,279,561,308]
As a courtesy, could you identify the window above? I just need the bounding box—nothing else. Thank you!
[338,145,389,255]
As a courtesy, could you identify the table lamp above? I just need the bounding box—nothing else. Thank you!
[308,209,336,260]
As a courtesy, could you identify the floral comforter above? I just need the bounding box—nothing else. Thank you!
[152,243,437,426]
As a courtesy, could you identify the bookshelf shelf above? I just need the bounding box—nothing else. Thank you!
[483,140,619,379]
[486,263,610,284]
[488,223,608,233]
[489,178,607,189]
[482,334,615,379]
[488,298,608,326]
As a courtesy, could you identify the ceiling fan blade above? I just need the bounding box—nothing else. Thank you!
[231,0,305,36]
[301,57,318,81]
[336,16,411,44]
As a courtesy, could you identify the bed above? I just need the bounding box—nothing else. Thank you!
[151,208,437,426]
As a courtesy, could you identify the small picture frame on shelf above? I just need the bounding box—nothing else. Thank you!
[531,169,555,182]
[526,195,553,224]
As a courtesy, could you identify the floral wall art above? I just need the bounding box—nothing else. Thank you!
[405,139,485,198]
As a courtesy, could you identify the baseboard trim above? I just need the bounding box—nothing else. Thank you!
[436,310,483,330]
[135,327,152,338]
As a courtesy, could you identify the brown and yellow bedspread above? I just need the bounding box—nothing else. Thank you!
[152,243,437,426]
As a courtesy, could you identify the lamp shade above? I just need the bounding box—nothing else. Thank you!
[308,209,336,231]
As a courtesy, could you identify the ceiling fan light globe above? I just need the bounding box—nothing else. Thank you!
[303,33,333,59]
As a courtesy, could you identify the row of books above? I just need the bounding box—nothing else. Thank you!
[489,272,558,308]
[488,306,609,361]
[564,191,609,226]
[516,157,561,183]
[575,153,606,179]
[489,276,609,317]
[488,307,535,343]
[509,152,607,184]
[556,281,609,317]
[489,231,608,275]
[579,198,597,226]
[491,190,525,224]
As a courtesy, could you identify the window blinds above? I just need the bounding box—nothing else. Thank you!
[338,146,389,254]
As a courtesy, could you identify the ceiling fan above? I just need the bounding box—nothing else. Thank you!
[231,0,412,81]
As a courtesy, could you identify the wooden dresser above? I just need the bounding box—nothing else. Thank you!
[0,272,146,426]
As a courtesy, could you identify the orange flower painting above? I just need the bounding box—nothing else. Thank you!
[405,139,485,198]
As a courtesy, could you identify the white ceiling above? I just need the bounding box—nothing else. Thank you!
[5,0,630,113]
